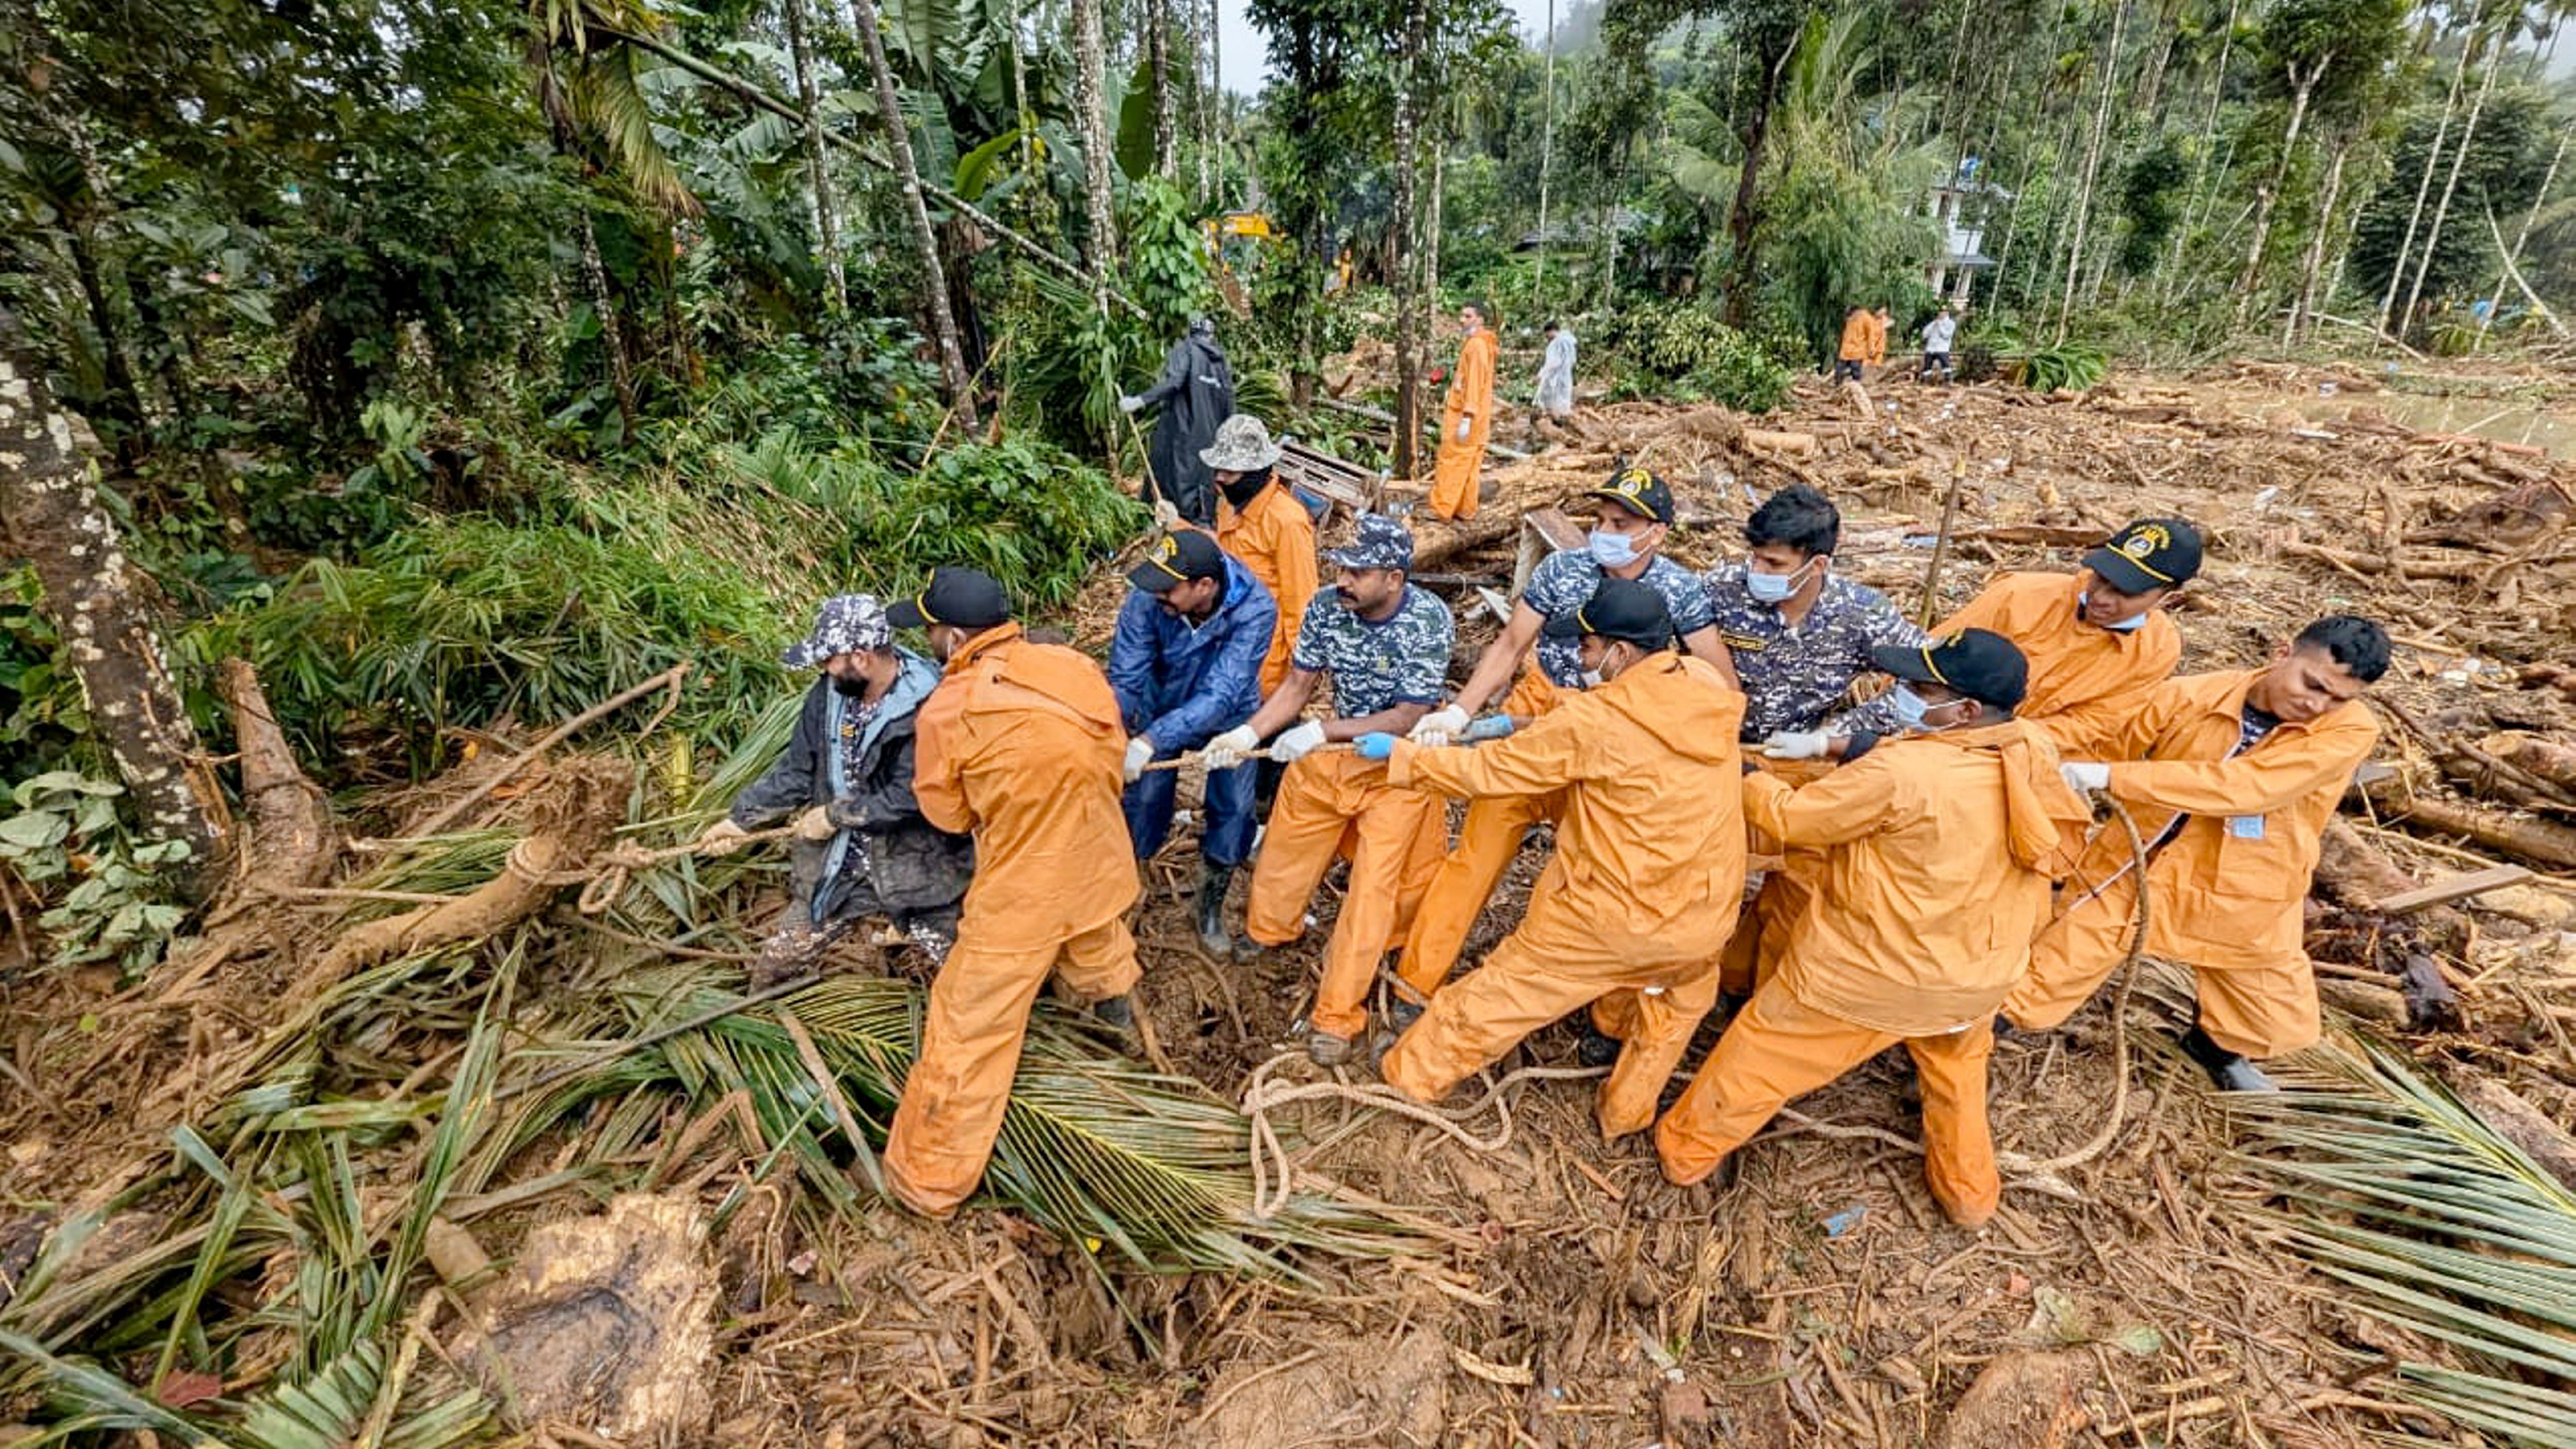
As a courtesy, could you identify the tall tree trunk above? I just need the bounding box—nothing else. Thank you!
[1425,133,1446,328]
[2163,0,2241,298]
[576,214,640,435]
[2474,125,2567,352]
[0,310,225,902]
[1205,0,1223,198]
[784,0,847,310]
[1720,38,1795,327]
[2233,57,2322,328]
[2374,27,2472,337]
[61,233,147,462]
[1534,0,1556,300]
[848,0,979,422]
[1192,0,1214,203]
[1391,1,1425,480]
[1147,0,1175,179]
[2057,0,2129,340]
[2400,27,2504,340]
[2287,131,2352,345]
[1071,0,1120,275]
[1007,0,1036,178]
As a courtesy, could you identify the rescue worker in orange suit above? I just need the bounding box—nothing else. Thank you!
[2003,615,2391,1093]
[1429,302,1499,520]
[1834,306,1873,383]
[1780,517,2202,765]
[1869,305,1893,367]
[1395,468,1738,1040]
[1206,412,1320,821]
[1366,579,1747,1137]
[1656,630,2090,1227]
[882,568,1145,1217]
[1203,514,1455,1065]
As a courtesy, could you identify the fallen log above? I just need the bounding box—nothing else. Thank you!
[2449,1077,2576,1196]
[213,659,338,911]
[2277,541,2486,582]
[2362,786,2576,872]
[1740,428,1818,457]
[2480,732,2576,800]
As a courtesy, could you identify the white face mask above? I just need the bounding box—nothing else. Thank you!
[1588,529,1642,569]
[1745,559,1814,605]
[1579,669,1605,689]
[2078,591,2149,633]
[1889,683,1970,734]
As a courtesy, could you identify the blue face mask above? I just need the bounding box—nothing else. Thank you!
[1745,559,1813,604]
[2078,591,2148,633]
[1888,683,1933,732]
[1589,529,1641,569]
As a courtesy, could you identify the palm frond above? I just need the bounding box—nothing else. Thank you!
[2230,1041,2576,1446]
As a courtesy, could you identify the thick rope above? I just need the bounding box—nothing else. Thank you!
[506,823,802,914]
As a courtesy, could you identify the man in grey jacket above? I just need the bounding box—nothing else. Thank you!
[1120,316,1234,526]
[698,594,974,984]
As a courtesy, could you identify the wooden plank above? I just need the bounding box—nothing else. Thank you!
[2375,865,2532,916]
[1511,507,1586,599]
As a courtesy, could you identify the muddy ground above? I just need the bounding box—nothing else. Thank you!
[6,357,2575,1447]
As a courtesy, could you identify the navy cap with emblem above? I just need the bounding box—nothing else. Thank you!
[1869,628,2029,711]
[1542,576,1675,648]
[2083,517,2203,595]
[1583,465,1675,525]
[1125,529,1228,594]
[887,566,1013,630]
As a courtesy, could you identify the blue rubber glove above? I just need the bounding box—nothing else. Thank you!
[1355,732,1399,761]
[1462,715,1517,742]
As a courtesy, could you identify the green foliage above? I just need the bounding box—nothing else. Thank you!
[0,772,193,976]
[0,568,85,775]
[2116,137,2190,277]
[1602,302,1795,412]
[2020,341,2109,393]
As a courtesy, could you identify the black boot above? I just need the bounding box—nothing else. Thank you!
[1576,1018,1622,1069]
[1194,862,1243,960]
[2179,1024,2276,1092]
[1093,994,1137,1032]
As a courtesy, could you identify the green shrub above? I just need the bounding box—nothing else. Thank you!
[0,771,193,977]
[2021,343,2109,393]
[1604,302,1796,413]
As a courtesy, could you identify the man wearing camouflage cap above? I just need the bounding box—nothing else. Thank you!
[699,594,973,984]
[1204,514,1455,1064]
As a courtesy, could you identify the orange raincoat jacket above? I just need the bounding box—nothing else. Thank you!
[1429,328,1498,519]
[1936,572,2182,758]
[1744,720,2089,1035]
[2063,668,2377,972]
[1382,655,1746,1136]
[1837,312,1876,364]
[1214,482,1320,696]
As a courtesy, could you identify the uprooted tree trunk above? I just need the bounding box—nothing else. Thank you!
[0,306,228,902]
[215,658,337,910]
[306,758,628,989]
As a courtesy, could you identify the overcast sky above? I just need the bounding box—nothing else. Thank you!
[1213,0,1564,96]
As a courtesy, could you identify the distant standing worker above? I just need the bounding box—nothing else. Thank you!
[1430,302,1499,519]
[1109,529,1276,959]
[1920,306,1958,382]
[2005,617,2392,1093]
[1869,305,1893,369]
[1204,515,1456,1064]
[1834,306,1872,383]
[1534,322,1578,421]
[1121,317,1234,526]
[883,568,1144,1218]
[698,594,972,984]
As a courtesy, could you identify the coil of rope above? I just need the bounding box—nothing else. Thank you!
[513,823,802,916]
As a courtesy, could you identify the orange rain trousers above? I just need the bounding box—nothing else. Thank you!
[1245,749,1445,1040]
[1655,979,2000,1227]
[1715,756,1835,996]
[2005,869,2322,1058]
[884,918,1141,1217]
[1429,330,1498,520]
[1393,670,1566,1002]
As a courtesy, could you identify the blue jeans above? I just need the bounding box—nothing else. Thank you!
[1123,755,1259,867]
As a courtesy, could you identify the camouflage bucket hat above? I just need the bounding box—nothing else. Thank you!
[782,593,894,668]
[1323,513,1415,573]
[1200,414,1283,472]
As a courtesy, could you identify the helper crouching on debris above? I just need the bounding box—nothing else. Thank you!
[2004,616,2391,1093]
[1801,517,2201,763]
[1110,529,1276,958]
[1370,579,1746,1137]
[1394,466,1735,1017]
[1657,631,2088,1226]
[698,593,972,986]
[1204,514,1455,1065]
[882,567,1144,1218]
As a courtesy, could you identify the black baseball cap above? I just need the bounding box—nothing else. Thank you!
[887,566,1013,629]
[1125,529,1227,594]
[1583,465,1675,525]
[1869,628,2029,711]
[2084,517,2203,595]
[1541,577,1675,649]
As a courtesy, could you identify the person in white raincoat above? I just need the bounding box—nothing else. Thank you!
[1535,322,1577,420]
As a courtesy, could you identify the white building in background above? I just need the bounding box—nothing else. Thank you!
[1926,164,2012,304]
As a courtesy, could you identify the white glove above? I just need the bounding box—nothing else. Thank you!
[1410,705,1471,748]
[1118,393,1145,414]
[2061,762,2112,794]
[1202,724,1261,771]
[1123,736,1155,784]
[694,818,752,855]
[1760,730,1831,761]
[1455,416,1473,442]
[792,805,839,841]
[1270,720,1328,763]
